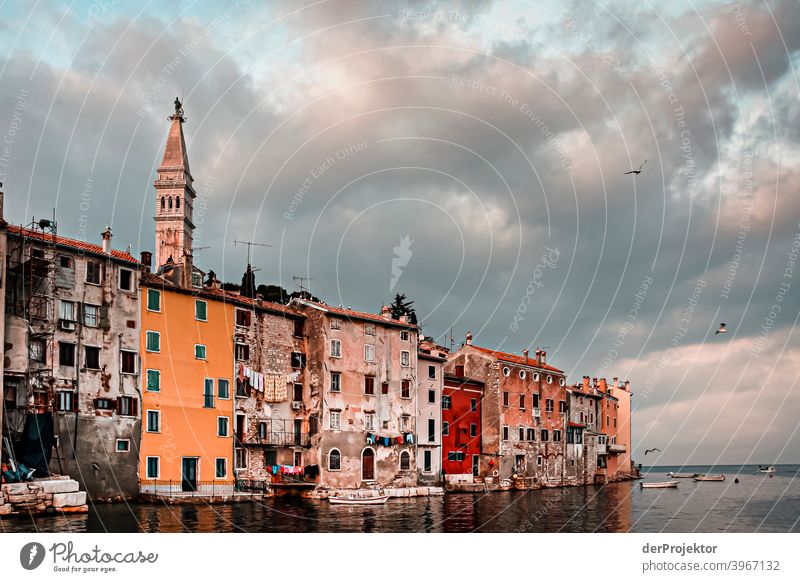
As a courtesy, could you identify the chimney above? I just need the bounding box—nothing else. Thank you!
[582,376,590,391]
[140,251,152,273]
[465,330,473,346]
[535,349,542,366]
[101,227,112,254]
[399,315,409,323]
[523,349,529,364]
[599,378,608,392]
[0,187,4,222]
[612,377,619,388]
[541,350,547,365]
[624,380,630,391]
[381,305,392,319]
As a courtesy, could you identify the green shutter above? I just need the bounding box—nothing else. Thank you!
[146,331,160,352]
[146,370,160,392]
[147,289,160,311]
[195,345,206,359]
[195,300,207,321]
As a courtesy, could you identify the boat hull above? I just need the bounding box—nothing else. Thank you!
[667,472,698,478]
[329,495,390,505]
[640,481,679,489]
[693,475,725,482]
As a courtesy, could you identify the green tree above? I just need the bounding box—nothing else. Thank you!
[389,293,417,325]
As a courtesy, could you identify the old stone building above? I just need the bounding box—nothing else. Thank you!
[2,220,141,500]
[295,300,418,492]
[564,379,602,485]
[444,334,568,487]
[416,339,447,483]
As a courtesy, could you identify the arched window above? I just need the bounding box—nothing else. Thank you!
[361,447,375,481]
[519,370,526,380]
[502,367,510,377]
[175,196,180,209]
[532,372,540,382]
[546,375,553,384]
[400,450,410,471]
[161,197,165,210]
[328,448,341,471]
[169,197,174,209]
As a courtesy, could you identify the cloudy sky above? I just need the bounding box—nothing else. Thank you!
[1,0,799,464]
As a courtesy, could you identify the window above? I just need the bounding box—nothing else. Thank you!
[215,458,227,479]
[532,393,540,408]
[59,255,73,268]
[400,350,410,367]
[217,417,229,437]
[116,439,130,452]
[28,339,45,363]
[546,399,554,412]
[204,379,214,408]
[502,367,510,377]
[381,382,389,395]
[94,398,115,411]
[559,400,567,413]
[428,365,436,379]
[503,391,509,407]
[428,389,435,404]
[443,421,450,436]
[146,410,160,433]
[293,319,304,337]
[145,331,160,352]
[146,457,159,479]
[192,344,207,360]
[559,377,566,387]
[86,260,101,284]
[364,376,375,396]
[146,369,160,392]
[59,300,76,321]
[329,449,341,471]
[427,418,435,442]
[502,425,509,440]
[527,428,536,441]
[291,352,306,368]
[553,430,562,442]
[455,364,465,377]
[470,398,477,412]
[365,413,375,431]
[235,308,251,327]
[330,372,341,392]
[364,344,375,362]
[471,423,478,437]
[257,422,267,440]
[330,339,342,358]
[235,449,247,469]
[400,450,411,470]
[537,456,542,466]
[293,383,303,402]
[330,410,341,430]
[442,395,451,409]
[519,427,525,441]
[230,343,248,364]
[399,415,409,431]
[424,450,432,473]
[364,323,376,336]
[119,268,133,291]
[330,318,342,330]
[82,346,100,370]
[400,331,409,341]
[218,379,230,399]
[117,396,136,417]
[195,300,207,321]
[83,304,99,327]
[519,394,526,409]
[236,379,249,398]
[56,391,76,412]
[147,289,161,312]
[59,342,76,366]
[541,429,549,442]
[546,375,553,384]
[121,351,137,374]
[532,372,540,382]
[519,370,526,379]
[401,380,410,399]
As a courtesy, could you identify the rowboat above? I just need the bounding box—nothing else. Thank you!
[640,480,679,489]
[666,472,698,478]
[329,494,390,505]
[758,466,776,474]
[693,475,725,482]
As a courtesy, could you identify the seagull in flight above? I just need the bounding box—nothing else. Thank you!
[624,159,647,175]
[644,448,661,455]
[715,323,728,335]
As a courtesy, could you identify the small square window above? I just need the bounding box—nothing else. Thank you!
[146,457,160,479]
[145,331,160,352]
[146,410,160,433]
[195,300,208,321]
[428,365,436,379]
[364,344,375,362]
[195,344,207,360]
[330,410,341,430]
[146,369,160,392]
[330,372,341,392]
[364,376,375,396]
[116,439,130,452]
[400,331,409,341]
[330,339,342,358]
[218,417,229,437]
[119,268,134,291]
[147,289,161,312]
[291,352,306,368]
[86,261,102,284]
[218,379,230,399]
[330,318,342,330]
[215,458,227,479]
[84,346,101,370]
[235,308,252,327]
[83,304,99,327]
[121,351,137,374]
[401,380,410,399]
[364,323,376,336]
[400,350,410,367]
[235,343,250,361]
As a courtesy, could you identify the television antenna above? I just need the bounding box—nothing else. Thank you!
[293,275,313,297]
[234,238,272,265]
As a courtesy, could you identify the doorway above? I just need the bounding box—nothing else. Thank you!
[362,447,375,481]
[181,457,198,492]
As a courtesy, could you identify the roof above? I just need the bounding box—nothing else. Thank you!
[569,388,602,399]
[141,271,300,317]
[419,339,449,360]
[293,299,418,329]
[468,345,564,373]
[159,115,191,176]
[443,375,484,389]
[6,224,139,264]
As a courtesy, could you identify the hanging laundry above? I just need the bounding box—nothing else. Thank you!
[406,433,414,444]
[397,436,403,445]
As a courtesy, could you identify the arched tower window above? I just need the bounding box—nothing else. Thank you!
[161,197,165,210]
[175,196,180,209]
[168,197,173,209]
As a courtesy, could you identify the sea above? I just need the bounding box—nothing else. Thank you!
[2,464,798,533]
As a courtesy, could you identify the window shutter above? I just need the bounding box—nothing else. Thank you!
[99,306,110,329]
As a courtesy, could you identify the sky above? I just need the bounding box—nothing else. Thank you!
[1,0,799,464]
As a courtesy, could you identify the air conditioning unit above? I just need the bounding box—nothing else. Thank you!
[59,319,76,331]
[291,401,302,410]
[532,408,541,418]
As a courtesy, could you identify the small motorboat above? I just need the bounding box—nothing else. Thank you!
[693,475,725,482]
[329,494,390,505]
[640,480,679,489]
[667,472,698,478]
[758,465,776,474]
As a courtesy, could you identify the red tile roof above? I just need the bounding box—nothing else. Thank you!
[6,224,139,264]
[469,345,564,373]
[297,300,418,329]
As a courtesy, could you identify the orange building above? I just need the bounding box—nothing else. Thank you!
[138,272,235,495]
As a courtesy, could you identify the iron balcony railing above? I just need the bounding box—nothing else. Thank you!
[608,443,627,454]
[245,431,310,447]
[139,480,237,497]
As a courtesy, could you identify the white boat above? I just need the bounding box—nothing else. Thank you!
[758,466,776,474]
[667,472,698,478]
[640,480,679,489]
[329,494,390,505]
[693,475,725,482]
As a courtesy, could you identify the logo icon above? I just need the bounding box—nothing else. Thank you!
[390,235,413,292]
[20,542,46,570]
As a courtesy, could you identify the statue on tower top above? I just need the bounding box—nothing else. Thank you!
[170,97,185,121]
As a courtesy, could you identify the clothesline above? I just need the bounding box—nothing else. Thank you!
[366,432,414,446]
[236,363,301,402]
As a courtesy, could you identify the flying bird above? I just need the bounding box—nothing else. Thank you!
[644,448,661,455]
[624,159,647,175]
[715,323,728,335]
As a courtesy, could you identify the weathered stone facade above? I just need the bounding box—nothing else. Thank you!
[417,340,447,484]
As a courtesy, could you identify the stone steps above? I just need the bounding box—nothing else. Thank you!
[0,478,88,517]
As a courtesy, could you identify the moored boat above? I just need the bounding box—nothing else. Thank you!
[758,465,776,474]
[640,480,679,489]
[329,494,390,505]
[667,472,698,478]
[693,475,725,482]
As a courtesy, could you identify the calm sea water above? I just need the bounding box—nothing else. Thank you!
[2,465,798,533]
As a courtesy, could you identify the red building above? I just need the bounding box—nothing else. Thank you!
[442,374,484,480]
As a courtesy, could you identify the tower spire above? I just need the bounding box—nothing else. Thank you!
[154,97,196,287]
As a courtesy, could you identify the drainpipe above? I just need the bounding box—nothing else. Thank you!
[72,284,87,460]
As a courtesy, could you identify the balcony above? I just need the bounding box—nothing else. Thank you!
[608,443,626,454]
[247,432,310,448]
